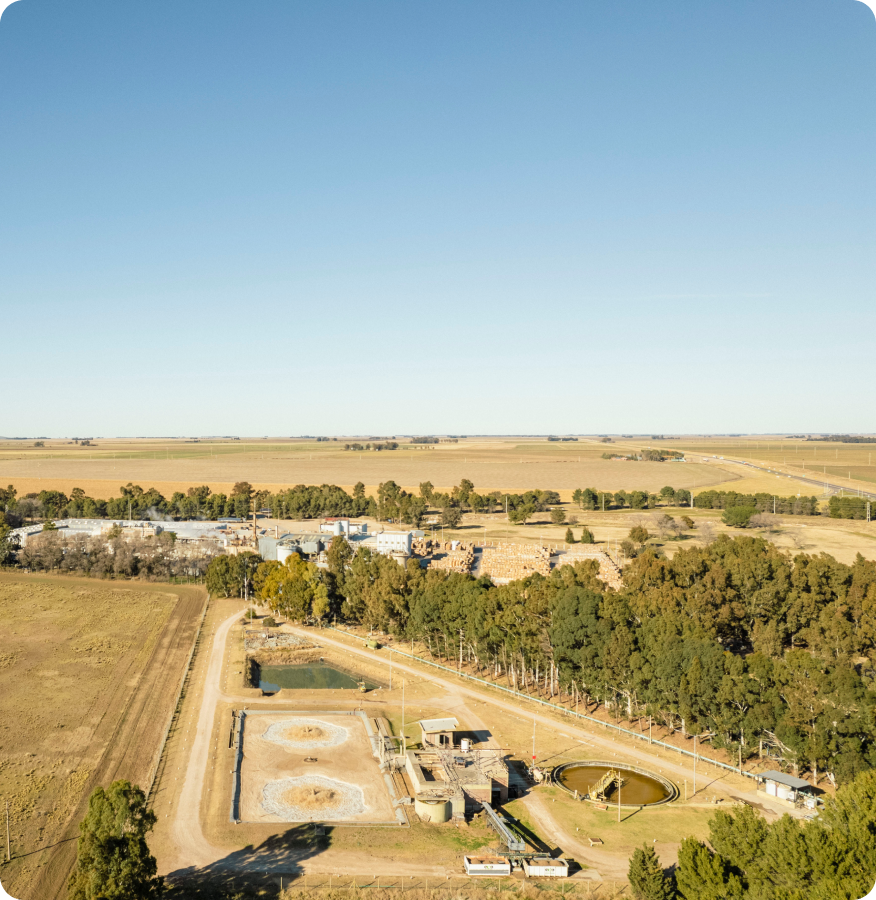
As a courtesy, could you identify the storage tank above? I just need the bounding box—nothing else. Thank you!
[460,738,473,752]
[277,544,300,564]
[414,797,451,823]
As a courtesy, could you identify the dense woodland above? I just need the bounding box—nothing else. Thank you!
[245,535,876,786]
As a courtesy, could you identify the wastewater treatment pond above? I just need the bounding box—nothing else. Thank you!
[557,763,674,806]
[258,663,378,692]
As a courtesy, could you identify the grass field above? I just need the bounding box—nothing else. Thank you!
[0,573,205,900]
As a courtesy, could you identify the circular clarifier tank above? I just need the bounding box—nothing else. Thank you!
[554,761,678,807]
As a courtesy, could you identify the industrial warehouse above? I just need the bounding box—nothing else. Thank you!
[11,513,624,587]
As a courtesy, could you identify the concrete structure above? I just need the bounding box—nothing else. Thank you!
[414,796,451,823]
[404,743,508,817]
[756,771,818,808]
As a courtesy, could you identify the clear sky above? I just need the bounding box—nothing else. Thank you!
[0,1,874,437]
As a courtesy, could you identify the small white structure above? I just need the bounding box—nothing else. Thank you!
[418,717,458,748]
[377,531,413,556]
[320,518,368,536]
[522,859,569,878]
[464,856,511,876]
[756,771,817,808]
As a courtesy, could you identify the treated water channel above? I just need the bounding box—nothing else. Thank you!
[258,663,378,692]
[557,763,673,806]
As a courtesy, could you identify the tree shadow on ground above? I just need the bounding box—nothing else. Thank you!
[164,824,326,900]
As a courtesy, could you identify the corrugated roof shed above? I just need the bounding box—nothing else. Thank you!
[757,771,812,790]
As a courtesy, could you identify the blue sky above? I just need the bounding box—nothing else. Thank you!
[0,0,874,436]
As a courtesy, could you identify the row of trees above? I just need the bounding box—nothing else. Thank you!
[695,490,821,516]
[629,768,876,899]
[0,478,565,531]
[343,441,398,451]
[228,533,876,785]
[829,495,873,519]
[573,486,693,510]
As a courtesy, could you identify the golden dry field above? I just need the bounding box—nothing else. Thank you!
[669,437,876,493]
[0,436,734,500]
[0,574,205,900]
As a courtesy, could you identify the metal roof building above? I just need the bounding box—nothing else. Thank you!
[756,770,817,808]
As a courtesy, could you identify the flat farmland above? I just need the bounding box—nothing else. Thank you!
[0,573,206,900]
[0,437,733,500]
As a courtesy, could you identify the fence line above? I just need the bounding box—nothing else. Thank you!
[327,626,757,783]
[146,593,210,804]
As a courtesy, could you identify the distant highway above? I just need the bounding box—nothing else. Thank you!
[707,455,876,502]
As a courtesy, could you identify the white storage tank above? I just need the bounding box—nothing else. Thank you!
[414,797,451,823]
[460,738,473,752]
[277,544,298,564]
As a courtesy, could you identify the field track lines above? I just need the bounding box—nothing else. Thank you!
[25,589,205,900]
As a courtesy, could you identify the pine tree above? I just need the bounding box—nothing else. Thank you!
[68,781,163,900]
[565,527,575,544]
[580,526,595,544]
[629,844,675,899]
[675,838,744,900]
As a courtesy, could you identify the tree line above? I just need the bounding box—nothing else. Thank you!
[230,533,876,787]
[829,495,872,520]
[572,486,693,510]
[0,479,564,532]
[695,490,821,516]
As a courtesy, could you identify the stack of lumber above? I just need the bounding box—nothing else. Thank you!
[428,546,475,573]
[478,542,551,582]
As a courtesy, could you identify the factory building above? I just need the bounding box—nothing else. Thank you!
[10,518,232,546]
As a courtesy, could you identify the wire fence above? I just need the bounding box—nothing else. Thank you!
[271,874,618,894]
[146,594,210,804]
[327,626,757,783]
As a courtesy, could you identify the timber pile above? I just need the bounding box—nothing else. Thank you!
[428,548,475,574]
[479,542,551,582]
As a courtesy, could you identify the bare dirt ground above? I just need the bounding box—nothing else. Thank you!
[239,713,396,825]
[0,573,205,900]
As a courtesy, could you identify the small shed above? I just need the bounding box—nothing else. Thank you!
[419,717,459,748]
[463,855,511,876]
[756,771,816,807]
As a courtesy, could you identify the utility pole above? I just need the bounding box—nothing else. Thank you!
[402,680,406,756]
[618,777,621,823]
[389,648,392,691]
[693,734,697,797]
[6,799,10,862]
[649,715,652,745]
[532,719,536,768]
